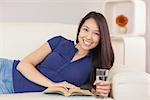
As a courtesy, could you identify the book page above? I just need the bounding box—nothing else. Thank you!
[43,86,69,96]
[68,88,94,96]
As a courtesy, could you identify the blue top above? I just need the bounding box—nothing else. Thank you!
[12,36,92,93]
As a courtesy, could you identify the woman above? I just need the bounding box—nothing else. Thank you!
[0,11,114,97]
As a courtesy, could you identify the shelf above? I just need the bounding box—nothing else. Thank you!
[110,34,143,40]
[104,0,146,36]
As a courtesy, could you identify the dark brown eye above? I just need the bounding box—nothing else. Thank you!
[83,28,88,32]
[94,32,100,36]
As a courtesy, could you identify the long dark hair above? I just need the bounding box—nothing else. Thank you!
[76,11,114,88]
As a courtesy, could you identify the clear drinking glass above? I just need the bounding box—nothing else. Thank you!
[96,68,109,98]
[96,68,109,81]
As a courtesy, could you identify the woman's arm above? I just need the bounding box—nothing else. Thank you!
[16,42,77,88]
[16,42,54,87]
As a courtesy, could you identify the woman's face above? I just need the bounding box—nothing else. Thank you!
[78,18,100,51]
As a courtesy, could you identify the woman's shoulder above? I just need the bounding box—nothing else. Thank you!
[47,35,75,50]
[49,35,74,43]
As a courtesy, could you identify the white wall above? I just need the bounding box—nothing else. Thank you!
[0,0,149,73]
[0,0,104,24]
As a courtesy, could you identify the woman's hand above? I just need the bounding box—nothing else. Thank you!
[52,81,78,89]
[93,80,111,97]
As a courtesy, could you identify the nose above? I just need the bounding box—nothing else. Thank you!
[86,32,92,40]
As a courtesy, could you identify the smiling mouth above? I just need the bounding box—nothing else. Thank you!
[83,40,92,46]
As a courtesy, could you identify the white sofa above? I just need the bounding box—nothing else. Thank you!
[0,23,149,100]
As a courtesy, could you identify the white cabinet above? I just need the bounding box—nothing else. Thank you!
[104,0,146,71]
[104,0,146,36]
[111,37,146,71]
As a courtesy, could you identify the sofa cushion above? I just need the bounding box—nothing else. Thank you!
[112,71,149,100]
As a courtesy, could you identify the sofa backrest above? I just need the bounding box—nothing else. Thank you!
[0,23,78,59]
[0,23,146,71]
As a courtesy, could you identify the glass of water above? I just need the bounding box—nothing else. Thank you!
[96,68,109,98]
[96,68,109,81]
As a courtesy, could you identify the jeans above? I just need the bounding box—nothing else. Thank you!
[0,58,14,94]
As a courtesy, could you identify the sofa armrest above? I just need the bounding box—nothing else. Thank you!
[111,71,149,100]
[147,73,150,99]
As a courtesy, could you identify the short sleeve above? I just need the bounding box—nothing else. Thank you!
[47,36,63,50]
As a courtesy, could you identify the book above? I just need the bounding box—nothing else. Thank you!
[43,86,94,96]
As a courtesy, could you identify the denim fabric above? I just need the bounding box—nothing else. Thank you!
[0,58,14,94]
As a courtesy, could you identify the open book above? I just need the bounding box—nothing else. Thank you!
[43,86,94,96]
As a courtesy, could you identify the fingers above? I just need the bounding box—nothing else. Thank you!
[96,92,109,97]
[96,86,110,94]
[96,85,111,90]
[94,80,111,86]
[96,87,110,97]
[62,81,76,88]
[55,81,78,89]
[94,80,111,97]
